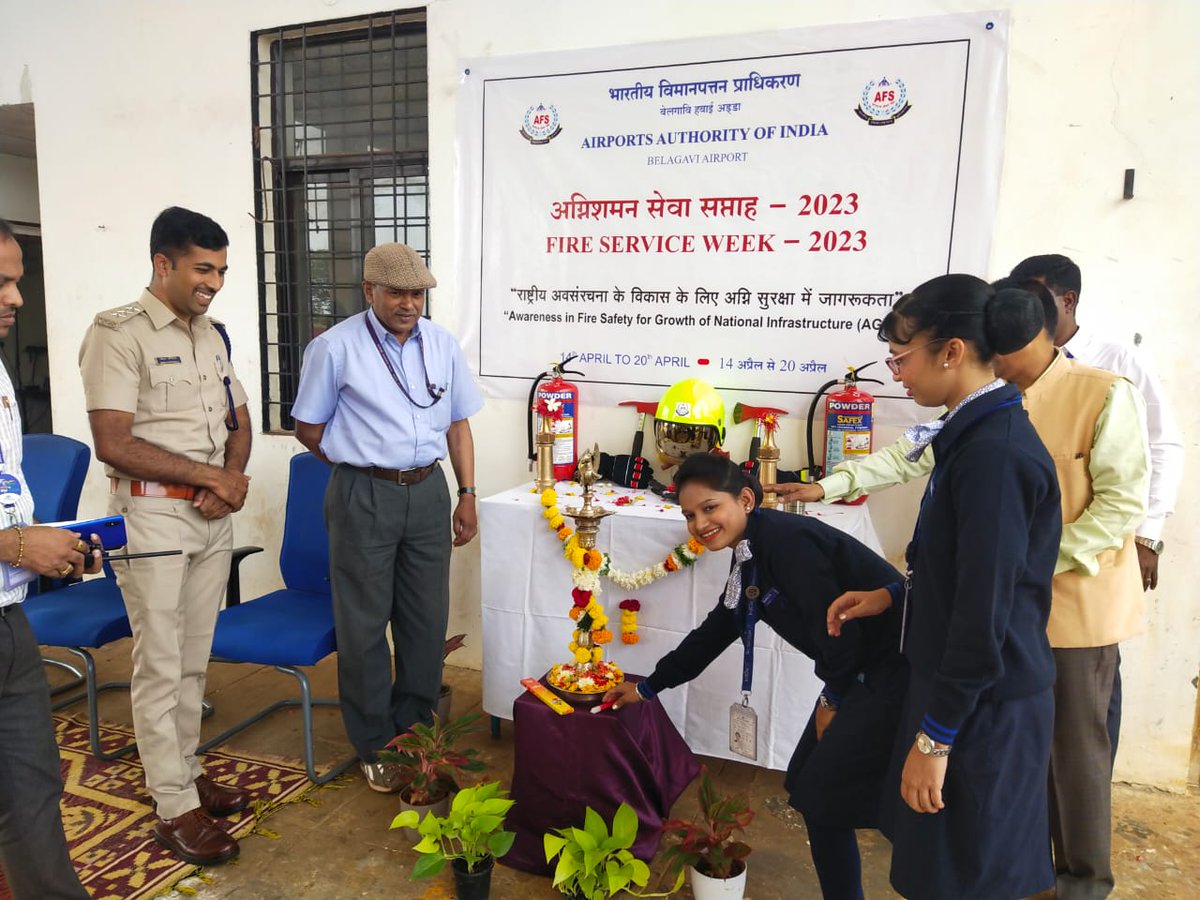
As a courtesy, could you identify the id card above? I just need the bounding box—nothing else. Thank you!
[729,701,758,761]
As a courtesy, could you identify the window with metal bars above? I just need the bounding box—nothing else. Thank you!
[252,10,429,432]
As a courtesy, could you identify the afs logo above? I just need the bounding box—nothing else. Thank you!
[520,103,562,144]
[855,77,911,126]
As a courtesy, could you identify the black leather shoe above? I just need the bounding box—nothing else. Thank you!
[154,809,240,865]
[196,775,251,816]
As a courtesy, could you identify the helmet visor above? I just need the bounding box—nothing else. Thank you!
[654,420,718,465]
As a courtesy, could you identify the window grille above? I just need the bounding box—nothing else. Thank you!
[252,10,429,432]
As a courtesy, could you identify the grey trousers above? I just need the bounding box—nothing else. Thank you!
[1049,645,1119,900]
[0,605,90,899]
[325,464,451,760]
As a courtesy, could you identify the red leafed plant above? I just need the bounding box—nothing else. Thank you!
[379,712,486,805]
[661,768,754,880]
[443,632,467,660]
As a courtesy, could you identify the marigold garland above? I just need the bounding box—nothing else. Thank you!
[539,486,704,660]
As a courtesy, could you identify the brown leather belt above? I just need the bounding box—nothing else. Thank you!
[346,462,438,486]
[111,478,197,500]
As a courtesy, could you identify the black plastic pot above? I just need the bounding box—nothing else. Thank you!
[451,854,494,900]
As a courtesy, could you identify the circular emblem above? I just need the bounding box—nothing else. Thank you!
[855,77,911,126]
[0,473,22,497]
[745,586,761,601]
[520,104,562,145]
[674,401,692,417]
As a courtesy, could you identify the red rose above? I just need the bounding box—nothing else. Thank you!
[572,588,591,607]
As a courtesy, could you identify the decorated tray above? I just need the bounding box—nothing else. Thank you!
[546,660,625,706]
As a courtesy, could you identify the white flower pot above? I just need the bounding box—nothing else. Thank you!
[689,862,747,900]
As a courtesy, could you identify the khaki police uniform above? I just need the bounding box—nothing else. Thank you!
[79,289,248,820]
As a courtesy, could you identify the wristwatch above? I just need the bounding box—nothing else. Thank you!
[915,731,951,757]
[1134,536,1164,555]
[457,486,477,497]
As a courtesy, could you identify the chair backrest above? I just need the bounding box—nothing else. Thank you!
[21,433,91,522]
[279,452,333,595]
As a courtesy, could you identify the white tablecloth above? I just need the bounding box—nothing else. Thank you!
[479,481,883,771]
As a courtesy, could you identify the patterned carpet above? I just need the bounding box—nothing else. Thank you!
[0,714,318,900]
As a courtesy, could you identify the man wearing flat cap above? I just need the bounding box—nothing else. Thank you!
[292,243,483,792]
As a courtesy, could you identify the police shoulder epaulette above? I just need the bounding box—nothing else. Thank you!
[93,302,144,330]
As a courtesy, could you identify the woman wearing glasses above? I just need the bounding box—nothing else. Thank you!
[827,275,1060,899]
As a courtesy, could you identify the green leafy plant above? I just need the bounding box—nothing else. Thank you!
[543,802,681,898]
[391,780,516,877]
[379,712,487,805]
[661,769,753,880]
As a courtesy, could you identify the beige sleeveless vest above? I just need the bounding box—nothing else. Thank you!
[1023,354,1143,648]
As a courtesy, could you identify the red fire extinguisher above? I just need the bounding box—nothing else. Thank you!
[802,361,883,506]
[527,355,585,482]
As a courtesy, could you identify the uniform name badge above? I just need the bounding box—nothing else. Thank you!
[729,695,758,760]
[730,583,761,760]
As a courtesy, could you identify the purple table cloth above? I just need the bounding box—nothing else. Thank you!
[502,674,701,876]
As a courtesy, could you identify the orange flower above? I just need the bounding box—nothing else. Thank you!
[593,628,613,644]
[687,538,704,555]
[557,525,573,541]
[621,632,640,645]
[663,555,679,573]
[585,551,603,571]
[569,607,584,621]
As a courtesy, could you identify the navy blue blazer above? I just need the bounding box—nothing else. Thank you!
[903,383,1061,745]
[643,507,903,701]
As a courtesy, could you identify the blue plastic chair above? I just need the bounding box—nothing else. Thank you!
[20,434,137,759]
[22,433,90,524]
[197,452,356,784]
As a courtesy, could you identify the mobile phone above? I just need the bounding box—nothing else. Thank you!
[51,515,128,550]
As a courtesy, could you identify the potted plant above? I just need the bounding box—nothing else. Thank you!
[381,711,487,840]
[392,780,516,900]
[438,632,468,721]
[660,769,754,900]
[543,802,681,899]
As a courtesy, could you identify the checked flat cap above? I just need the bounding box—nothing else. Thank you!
[363,243,437,290]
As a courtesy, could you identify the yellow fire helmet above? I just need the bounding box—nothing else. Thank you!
[653,378,726,467]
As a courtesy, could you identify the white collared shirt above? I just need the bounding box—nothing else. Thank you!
[0,361,35,608]
[1062,325,1183,542]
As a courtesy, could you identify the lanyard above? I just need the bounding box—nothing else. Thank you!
[738,564,779,696]
[363,314,446,409]
[741,593,759,696]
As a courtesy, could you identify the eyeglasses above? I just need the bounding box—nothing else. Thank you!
[885,338,947,375]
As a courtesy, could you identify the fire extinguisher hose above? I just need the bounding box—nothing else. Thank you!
[805,361,883,480]
[805,376,842,480]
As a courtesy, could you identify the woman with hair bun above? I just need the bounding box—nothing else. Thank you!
[604,452,907,899]
[828,274,1061,899]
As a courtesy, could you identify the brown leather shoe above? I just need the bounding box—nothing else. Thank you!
[196,775,251,816]
[154,809,240,865]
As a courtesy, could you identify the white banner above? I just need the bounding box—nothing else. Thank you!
[456,12,1008,410]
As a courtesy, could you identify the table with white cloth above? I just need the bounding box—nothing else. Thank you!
[479,481,884,770]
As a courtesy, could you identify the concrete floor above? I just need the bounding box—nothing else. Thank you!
[50,641,1200,899]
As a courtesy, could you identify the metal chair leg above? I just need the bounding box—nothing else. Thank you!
[197,662,357,785]
[50,648,137,761]
[43,656,86,696]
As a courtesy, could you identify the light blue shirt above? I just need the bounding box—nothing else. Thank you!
[291,310,484,469]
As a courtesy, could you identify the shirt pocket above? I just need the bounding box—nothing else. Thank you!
[147,365,195,413]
